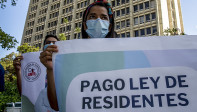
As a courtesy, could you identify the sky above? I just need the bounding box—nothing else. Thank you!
[0,0,197,59]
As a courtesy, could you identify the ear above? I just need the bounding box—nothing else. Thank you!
[83,22,87,30]
[109,23,112,32]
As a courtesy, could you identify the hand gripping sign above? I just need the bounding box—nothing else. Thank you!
[53,35,197,112]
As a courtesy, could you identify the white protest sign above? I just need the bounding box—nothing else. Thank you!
[21,52,46,108]
[53,35,197,112]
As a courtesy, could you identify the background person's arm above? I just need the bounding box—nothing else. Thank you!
[13,56,23,95]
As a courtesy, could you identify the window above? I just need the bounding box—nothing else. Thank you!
[146,27,151,35]
[139,16,144,24]
[152,26,157,34]
[116,22,120,29]
[121,33,125,38]
[117,0,120,6]
[126,19,130,27]
[121,21,125,28]
[116,10,120,17]
[134,5,138,12]
[150,0,155,8]
[145,1,149,9]
[126,7,130,15]
[134,30,139,37]
[139,3,143,10]
[121,9,125,16]
[85,1,87,6]
[122,0,125,4]
[126,32,130,37]
[112,1,115,7]
[77,3,80,8]
[140,29,145,36]
[134,17,138,25]
[81,2,84,8]
[126,0,129,3]
[145,14,150,22]
[152,12,156,20]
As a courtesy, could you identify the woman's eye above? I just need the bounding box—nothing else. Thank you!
[101,16,108,20]
[89,15,95,19]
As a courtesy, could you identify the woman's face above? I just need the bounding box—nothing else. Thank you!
[83,5,111,31]
[87,5,109,21]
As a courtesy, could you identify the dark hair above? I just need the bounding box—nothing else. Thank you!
[81,2,117,39]
[43,34,59,45]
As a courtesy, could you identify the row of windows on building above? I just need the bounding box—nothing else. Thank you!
[116,19,130,29]
[32,0,39,4]
[36,25,45,32]
[41,0,49,7]
[47,30,56,35]
[50,11,59,19]
[61,16,72,23]
[39,8,47,15]
[59,25,72,33]
[117,32,130,38]
[134,12,156,25]
[133,0,155,13]
[27,21,35,27]
[38,16,46,23]
[111,0,130,7]
[29,13,36,19]
[48,20,58,28]
[24,38,32,43]
[51,3,60,11]
[77,0,90,9]
[76,12,83,19]
[75,22,82,28]
[114,7,130,17]
[64,0,73,5]
[134,26,157,37]
[62,6,73,14]
[31,5,38,12]
[26,29,33,35]
[34,34,43,41]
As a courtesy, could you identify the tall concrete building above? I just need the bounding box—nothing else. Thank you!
[21,0,184,49]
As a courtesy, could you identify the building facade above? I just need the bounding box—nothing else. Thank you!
[21,0,184,49]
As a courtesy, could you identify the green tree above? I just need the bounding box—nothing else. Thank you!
[0,0,16,9]
[0,44,39,111]
[0,27,18,50]
[17,43,39,53]
[74,27,81,39]
[59,33,67,41]
[63,18,69,40]
[163,28,185,36]
[0,52,20,112]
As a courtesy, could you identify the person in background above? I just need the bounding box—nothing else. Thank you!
[39,0,116,110]
[13,35,59,112]
[0,63,5,92]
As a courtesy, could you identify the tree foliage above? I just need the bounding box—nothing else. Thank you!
[0,27,18,50]
[0,52,20,112]
[164,28,185,36]
[59,33,67,41]
[0,0,16,9]
[17,43,39,53]
[0,44,39,111]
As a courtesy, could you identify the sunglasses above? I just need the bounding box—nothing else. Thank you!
[45,41,56,44]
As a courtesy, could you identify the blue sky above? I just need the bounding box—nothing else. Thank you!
[0,0,197,59]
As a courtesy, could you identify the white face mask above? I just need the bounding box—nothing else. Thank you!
[86,18,110,38]
[43,43,53,50]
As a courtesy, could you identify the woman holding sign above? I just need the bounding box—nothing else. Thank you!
[39,0,116,110]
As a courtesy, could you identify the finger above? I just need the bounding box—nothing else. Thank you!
[46,45,58,52]
[14,56,23,60]
[45,56,52,60]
